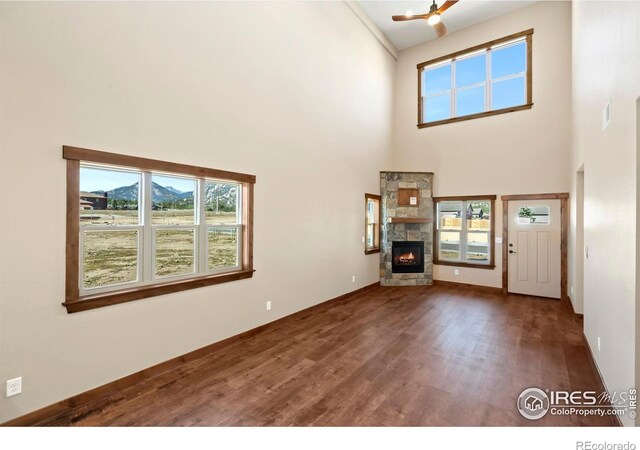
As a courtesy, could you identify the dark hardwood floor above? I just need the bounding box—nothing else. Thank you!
[48,285,616,426]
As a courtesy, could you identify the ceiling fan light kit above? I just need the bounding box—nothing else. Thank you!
[427,14,441,26]
[392,0,459,39]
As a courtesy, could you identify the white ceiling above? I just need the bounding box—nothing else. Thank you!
[356,0,538,51]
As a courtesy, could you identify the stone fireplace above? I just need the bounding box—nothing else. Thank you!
[380,172,434,286]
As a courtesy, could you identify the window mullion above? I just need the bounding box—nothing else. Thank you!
[460,201,468,263]
[451,60,456,118]
[486,49,492,111]
[142,171,153,283]
[198,179,207,274]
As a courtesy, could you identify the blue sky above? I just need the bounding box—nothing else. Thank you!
[424,41,526,121]
[80,166,195,193]
[80,167,140,192]
[152,174,195,193]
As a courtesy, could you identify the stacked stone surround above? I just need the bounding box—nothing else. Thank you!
[380,172,434,286]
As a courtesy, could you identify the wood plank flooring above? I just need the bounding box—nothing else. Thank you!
[47,285,617,426]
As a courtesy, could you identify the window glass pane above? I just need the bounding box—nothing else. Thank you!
[467,232,490,263]
[80,166,140,226]
[208,227,239,270]
[366,224,375,248]
[439,201,462,230]
[491,41,526,79]
[365,198,380,251]
[151,174,196,225]
[492,76,525,110]
[205,181,239,225]
[455,53,486,88]
[518,205,550,224]
[423,64,451,95]
[82,230,138,289]
[441,243,461,261]
[424,93,451,123]
[456,86,485,117]
[155,229,195,277]
[466,201,491,230]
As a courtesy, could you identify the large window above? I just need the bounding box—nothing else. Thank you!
[64,146,255,313]
[418,29,533,128]
[433,195,496,269]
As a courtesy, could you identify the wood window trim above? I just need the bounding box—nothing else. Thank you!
[364,193,381,255]
[433,195,496,270]
[63,146,256,313]
[501,192,568,301]
[417,28,534,128]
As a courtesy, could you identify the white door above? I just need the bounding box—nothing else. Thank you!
[507,199,561,299]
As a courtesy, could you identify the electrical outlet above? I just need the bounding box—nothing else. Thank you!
[352,275,356,283]
[597,337,601,352]
[266,301,271,311]
[571,286,574,296]
[6,377,21,398]
[361,236,365,243]
[454,269,459,276]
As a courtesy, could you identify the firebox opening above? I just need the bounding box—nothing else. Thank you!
[392,241,425,274]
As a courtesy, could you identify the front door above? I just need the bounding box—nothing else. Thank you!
[507,199,561,299]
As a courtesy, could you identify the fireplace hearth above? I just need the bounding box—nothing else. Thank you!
[392,241,425,274]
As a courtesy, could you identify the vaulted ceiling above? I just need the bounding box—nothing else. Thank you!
[356,1,538,51]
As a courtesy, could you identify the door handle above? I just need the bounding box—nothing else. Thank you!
[509,250,517,254]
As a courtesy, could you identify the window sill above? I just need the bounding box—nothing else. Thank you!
[62,269,255,313]
[434,260,495,270]
[418,103,533,129]
[365,248,381,255]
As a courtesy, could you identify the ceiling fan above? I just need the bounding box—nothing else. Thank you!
[392,1,459,39]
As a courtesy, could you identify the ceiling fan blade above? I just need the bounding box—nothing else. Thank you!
[434,21,448,38]
[437,0,459,15]
[392,14,429,22]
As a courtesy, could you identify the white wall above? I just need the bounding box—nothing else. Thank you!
[0,1,395,422]
[392,1,572,288]
[570,0,640,427]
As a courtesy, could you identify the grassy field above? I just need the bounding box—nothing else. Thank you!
[82,210,238,289]
[81,209,238,226]
[83,231,138,288]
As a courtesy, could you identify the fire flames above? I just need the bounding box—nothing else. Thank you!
[397,252,416,264]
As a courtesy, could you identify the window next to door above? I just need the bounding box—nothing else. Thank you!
[433,195,496,269]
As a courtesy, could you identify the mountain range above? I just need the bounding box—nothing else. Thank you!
[92,182,237,208]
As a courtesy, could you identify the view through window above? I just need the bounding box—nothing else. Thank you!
[418,30,532,127]
[64,146,255,313]
[434,196,496,268]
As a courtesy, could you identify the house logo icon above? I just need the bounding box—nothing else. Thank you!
[517,388,550,420]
